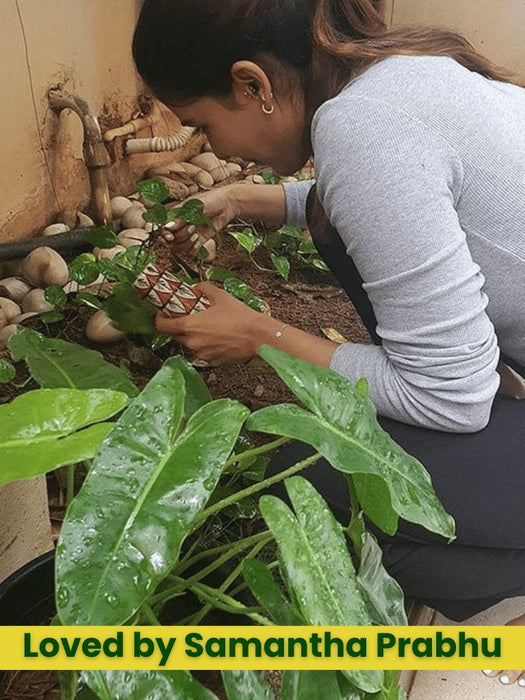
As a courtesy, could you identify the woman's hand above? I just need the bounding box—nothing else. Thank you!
[165,186,240,256]
[155,282,266,365]
[164,183,287,257]
[156,281,339,368]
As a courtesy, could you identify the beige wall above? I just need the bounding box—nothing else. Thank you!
[386,0,525,81]
[0,0,197,243]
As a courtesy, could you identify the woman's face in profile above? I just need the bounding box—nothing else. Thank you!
[172,91,310,175]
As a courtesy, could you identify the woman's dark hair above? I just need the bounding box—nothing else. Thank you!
[133,0,516,116]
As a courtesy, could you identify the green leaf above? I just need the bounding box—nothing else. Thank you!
[278,226,303,240]
[57,359,249,625]
[70,253,99,285]
[83,670,218,700]
[112,246,155,284]
[143,202,168,227]
[356,529,408,626]
[270,253,291,280]
[307,257,330,272]
[223,278,266,313]
[368,671,406,700]
[248,346,455,539]
[97,258,122,282]
[168,199,214,229]
[59,670,79,700]
[243,558,302,625]
[264,230,285,250]
[222,670,274,700]
[228,229,260,255]
[259,477,382,694]
[168,355,211,419]
[0,359,15,383]
[39,311,65,324]
[44,284,67,307]
[84,226,118,249]
[282,670,348,700]
[0,388,127,485]
[205,267,239,283]
[103,282,157,335]
[261,170,282,185]
[297,239,318,255]
[136,178,170,204]
[76,292,104,310]
[9,328,138,397]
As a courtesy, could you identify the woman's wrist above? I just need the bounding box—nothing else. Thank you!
[249,314,338,368]
[229,183,286,225]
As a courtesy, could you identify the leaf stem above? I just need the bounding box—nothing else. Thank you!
[141,604,161,626]
[193,452,322,530]
[66,465,75,509]
[189,581,273,626]
[224,437,289,470]
[186,538,271,626]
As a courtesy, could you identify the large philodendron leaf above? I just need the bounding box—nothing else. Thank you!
[259,477,382,694]
[9,328,139,397]
[222,671,275,700]
[282,670,357,700]
[243,558,303,625]
[57,359,249,625]
[356,531,408,627]
[249,346,455,539]
[83,670,218,700]
[0,389,128,485]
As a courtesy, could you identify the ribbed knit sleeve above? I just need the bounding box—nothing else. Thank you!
[313,95,500,432]
[282,180,313,228]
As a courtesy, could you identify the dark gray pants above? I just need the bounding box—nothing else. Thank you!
[266,187,525,621]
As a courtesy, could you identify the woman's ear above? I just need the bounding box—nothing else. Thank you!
[230,60,274,105]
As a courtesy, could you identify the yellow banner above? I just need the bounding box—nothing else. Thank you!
[0,625,522,671]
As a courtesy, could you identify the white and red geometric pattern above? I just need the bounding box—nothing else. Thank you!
[134,264,210,317]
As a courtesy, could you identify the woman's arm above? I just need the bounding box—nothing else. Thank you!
[312,96,500,432]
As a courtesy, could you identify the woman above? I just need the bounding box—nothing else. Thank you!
[133,0,525,686]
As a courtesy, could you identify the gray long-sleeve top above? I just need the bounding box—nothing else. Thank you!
[283,55,525,432]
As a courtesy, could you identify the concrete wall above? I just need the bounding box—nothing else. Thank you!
[0,0,200,244]
[385,0,525,81]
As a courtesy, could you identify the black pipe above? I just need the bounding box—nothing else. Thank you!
[0,229,95,262]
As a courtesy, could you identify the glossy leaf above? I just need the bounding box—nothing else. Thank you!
[57,359,249,625]
[259,477,382,694]
[84,226,118,249]
[0,359,15,383]
[223,278,267,313]
[228,229,260,255]
[143,202,169,227]
[243,558,302,625]
[169,355,211,419]
[70,253,99,285]
[9,328,138,397]
[282,670,349,700]
[83,670,218,700]
[59,670,79,700]
[356,530,408,626]
[222,670,274,700]
[248,346,455,539]
[103,282,157,335]
[0,388,127,485]
[75,292,104,310]
[168,199,214,229]
[40,311,64,323]
[270,253,291,280]
[44,284,67,307]
[136,178,170,204]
